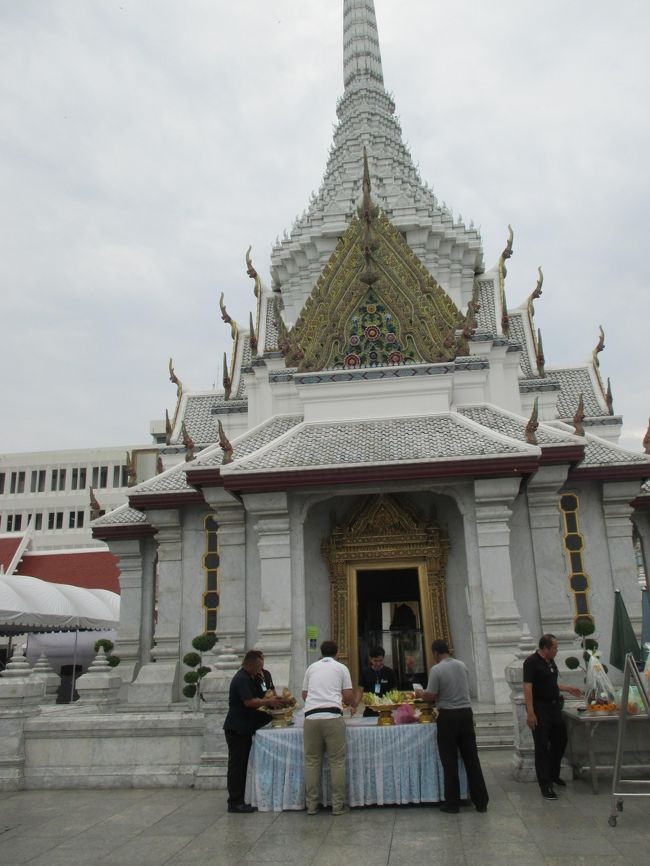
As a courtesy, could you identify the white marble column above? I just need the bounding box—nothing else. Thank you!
[602,482,644,632]
[110,538,146,688]
[474,477,522,705]
[127,508,182,705]
[242,492,293,688]
[526,466,574,642]
[201,487,247,652]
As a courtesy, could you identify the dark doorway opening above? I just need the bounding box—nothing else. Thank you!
[356,568,427,689]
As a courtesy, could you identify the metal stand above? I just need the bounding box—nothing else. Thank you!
[608,653,650,826]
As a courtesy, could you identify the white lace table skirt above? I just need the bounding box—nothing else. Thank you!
[245,723,468,811]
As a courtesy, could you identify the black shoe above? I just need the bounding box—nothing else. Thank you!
[553,777,567,787]
[228,803,257,813]
[476,805,488,813]
[541,787,558,801]
[439,804,460,813]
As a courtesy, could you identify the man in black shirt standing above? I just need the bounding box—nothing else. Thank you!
[523,633,582,800]
[223,650,286,813]
[358,645,396,716]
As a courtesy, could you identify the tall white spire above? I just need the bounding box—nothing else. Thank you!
[343,0,384,90]
[271,2,484,324]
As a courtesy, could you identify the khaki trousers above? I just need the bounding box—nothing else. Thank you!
[303,717,347,812]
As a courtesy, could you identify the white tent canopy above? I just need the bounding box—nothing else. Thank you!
[0,573,120,634]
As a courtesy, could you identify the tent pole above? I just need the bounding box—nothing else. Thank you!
[25,632,30,661]
[6,635,13,663]
[70,630,79,702]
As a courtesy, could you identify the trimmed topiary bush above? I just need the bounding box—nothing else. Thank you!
[182,633,217,708]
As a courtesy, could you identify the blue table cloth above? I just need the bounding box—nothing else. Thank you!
[246,721,468,811]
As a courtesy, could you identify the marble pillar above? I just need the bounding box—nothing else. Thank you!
[526,466,574,642]
[243,492,293,688]
[474,477,522,705]
[602,482,645,632]
[201,487,247,652]
[110,538,146,689]
[0,651,45,790]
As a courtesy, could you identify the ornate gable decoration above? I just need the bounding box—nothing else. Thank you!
[281,161,464,373]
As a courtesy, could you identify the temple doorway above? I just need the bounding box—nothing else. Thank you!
[322,494,451,688]
[356,566,428,689]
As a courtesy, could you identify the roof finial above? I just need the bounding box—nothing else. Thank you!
[573,394,586,437]
[605,377,614,415]
[245,246,261,298]
[249,311,258,355]
[498,225,513,335]
[592,325,605,368]
[218,420,234,465]
[536,328,545,377]
[89,487,102,522]
[181,421,195,462]
[125,451,137,488]
[358,148,379,286]
[525,398,539,445]
[165,409,172,446]
[219,293,238,340]
[643,419,650,454]
[168,357,183,400]
[343,0,384,91]
[222,352,232,401]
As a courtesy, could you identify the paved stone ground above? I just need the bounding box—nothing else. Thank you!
[0,752,647,866]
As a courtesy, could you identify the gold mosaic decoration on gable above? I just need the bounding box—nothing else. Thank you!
[281,211,464,373]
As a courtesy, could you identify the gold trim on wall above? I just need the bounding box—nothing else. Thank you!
[322,494,451,686]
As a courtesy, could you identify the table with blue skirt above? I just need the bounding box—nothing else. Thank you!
[245,719,468,811]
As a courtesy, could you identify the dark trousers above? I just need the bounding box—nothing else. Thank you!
[532,702,567,788]
[436,708,489,809]
[224,730,253,806]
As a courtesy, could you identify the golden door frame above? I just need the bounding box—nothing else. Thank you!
[322,494,451,687]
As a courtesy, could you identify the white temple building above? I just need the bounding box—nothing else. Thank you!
[2,0,649,789]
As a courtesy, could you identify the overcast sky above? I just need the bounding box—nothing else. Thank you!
[1,0,648,455]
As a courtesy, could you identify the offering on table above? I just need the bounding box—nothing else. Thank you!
[584,654,617,712]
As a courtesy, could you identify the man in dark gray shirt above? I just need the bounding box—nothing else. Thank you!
[416,639,488,814]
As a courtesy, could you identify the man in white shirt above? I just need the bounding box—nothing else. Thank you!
[301,640,357,815]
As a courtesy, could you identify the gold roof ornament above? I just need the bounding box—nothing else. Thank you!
[606,377,614,415]
[280,156,463,372]
[89,487,102,522]
[536,327,546,378]
[359,148,379,287]
[643,419,650,454]
[165,409,172,446]
[246,246,261,298]
[156,454,164,475]
[219,292,239,341]
[168,357,183,400]
[497,225,513,335]
[592,325,605,369]
[217,420,234,465]
[249,311,258,355]
[125,451,137,488]
[573,394,586,437]
[527,266,543,332]
[168,358,185,432]
[222,352,232,401]
[181,421,195,462]
[525,397,539,445]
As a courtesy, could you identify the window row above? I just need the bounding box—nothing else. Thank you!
[2,510,87,533]
[0,465,129,495]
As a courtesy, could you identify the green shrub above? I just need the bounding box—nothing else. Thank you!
[183,652,201,668]
[574,616,595,637]
[183,684,197,699]
[94,639,115,653]
[184,671,200,684]
[565,656,581,670]
[192,633,217,653]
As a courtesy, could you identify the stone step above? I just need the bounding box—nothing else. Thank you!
[473,707,514,749]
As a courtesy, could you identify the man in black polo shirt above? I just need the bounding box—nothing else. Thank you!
[223,650,286,813]
[358,645,397,717]
[523,633,582,800]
